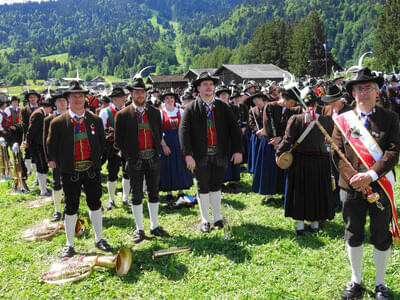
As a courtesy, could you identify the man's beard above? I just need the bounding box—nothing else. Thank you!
[133,97,146,107]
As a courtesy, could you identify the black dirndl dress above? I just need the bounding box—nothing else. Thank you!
[251,137,276,195]
[284,151,335,221]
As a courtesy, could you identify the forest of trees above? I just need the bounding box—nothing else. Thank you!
[0,0,398,84]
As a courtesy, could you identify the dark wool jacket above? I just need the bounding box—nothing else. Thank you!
[114,103,162,161]
[179,97,243,162]
[46,111,105,174]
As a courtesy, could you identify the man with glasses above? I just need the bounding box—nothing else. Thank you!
[332,68,400,300]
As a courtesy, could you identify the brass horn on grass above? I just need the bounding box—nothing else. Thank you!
[40,247,132,284]
[22,217,88,241]
[152,246,191,259]
[0,137,12,181]
[11,142,29,193]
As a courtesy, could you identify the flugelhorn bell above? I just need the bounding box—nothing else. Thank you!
[40,247,132,284]
[22,217,88,241]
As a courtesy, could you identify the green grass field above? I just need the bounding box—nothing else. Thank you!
[41,53,69,65]
[0,166,399,299]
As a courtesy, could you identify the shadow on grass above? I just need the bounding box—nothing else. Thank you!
[103,216,134,229]
[169,233,251,264]
[222,198,246,210]
[232,222,327,249]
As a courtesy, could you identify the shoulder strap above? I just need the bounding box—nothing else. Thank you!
[294,116,319,146]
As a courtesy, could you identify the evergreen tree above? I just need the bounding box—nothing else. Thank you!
[374,0,400,70]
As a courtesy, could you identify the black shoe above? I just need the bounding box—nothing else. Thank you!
[214,219,224,229]
[95,239,112,252]
[165,194,174,203]
[40,190,52,197]
[50,212,61,222]
[133,229,145,243]
[310,227,319,233]
[296,229,305,236]
[60,246,76,258]
[122,199,131,206]
[200,222,211,233]
[341,281,363,299]
[375,284,389,300]
[150,226,170,237]
[106,201,117,210]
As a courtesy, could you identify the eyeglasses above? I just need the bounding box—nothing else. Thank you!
[353,86,376,94]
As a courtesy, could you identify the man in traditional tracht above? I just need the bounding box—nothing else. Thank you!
[99,87,130,210]
[21,90,40,178]
[179,72,243,233]
[47,81,112,258]
[26,95,53,197]
[43,91,68,221]
[331,68,400,300]
[5,96,23,147]
[114,76,170,243]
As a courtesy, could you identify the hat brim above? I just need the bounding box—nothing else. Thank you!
[247,93,266,102]
[321,92,344,104]
[215,89,230,96]
[194,77,219,87]
[346,77,384,94]
[161,93,178,101]
[126,86,151,92]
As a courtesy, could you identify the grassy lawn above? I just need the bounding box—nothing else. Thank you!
[0,166,399,299]
[41,53,69,65]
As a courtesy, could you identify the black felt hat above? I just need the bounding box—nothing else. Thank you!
[194,72,219,87]
[109,87,128,98]
[345,67,384,94]
[160,88,178,101]
[64,81,88,96]
[126,77,150,91]
[281,87,300,101]
[321,82,344,103]
[215,83,230,97]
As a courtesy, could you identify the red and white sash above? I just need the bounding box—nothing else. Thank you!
[334,110,399,245]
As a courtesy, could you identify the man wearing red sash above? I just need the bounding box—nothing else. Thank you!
[99,87,130,210]
[332,68,400,300]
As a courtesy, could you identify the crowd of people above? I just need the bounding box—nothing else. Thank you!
[0,67,399,299]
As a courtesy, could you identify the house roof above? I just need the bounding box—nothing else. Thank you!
[183,68,218,78]
[214,64,291,79]
[147,75,188,84]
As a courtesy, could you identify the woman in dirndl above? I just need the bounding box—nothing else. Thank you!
[251,93,276,200]
[159,89,193,202]
[276,90,334,235]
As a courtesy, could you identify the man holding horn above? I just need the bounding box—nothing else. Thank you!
[332,68,400,300]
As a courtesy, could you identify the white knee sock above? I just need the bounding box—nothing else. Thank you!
[373,247,390,286]
[38,173,47,195]
[89,208,103,243]
[32,163,37,175]
[25,159,32,174]
[122,178,130,202]
[347,243,363,284]
[131,204,144,230]
[107,181,117,202]
[53,189,62,213]
[148,202,159,230]
[296,220,305,230]
[198,193,210,223]
[210,190,222,223]
[310,221,319,229]
[64,214,77,247]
